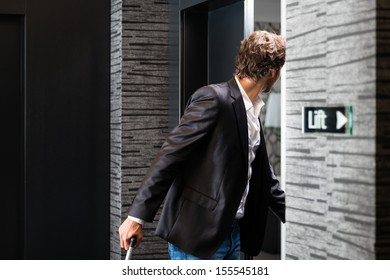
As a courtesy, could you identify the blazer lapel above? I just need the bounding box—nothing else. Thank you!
[229,78,248,172]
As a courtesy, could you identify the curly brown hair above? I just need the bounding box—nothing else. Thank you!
[235,30,286,81]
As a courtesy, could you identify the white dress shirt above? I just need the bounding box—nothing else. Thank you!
[234,76,264,219]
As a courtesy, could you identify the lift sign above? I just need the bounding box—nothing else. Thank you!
[302,106,353,135]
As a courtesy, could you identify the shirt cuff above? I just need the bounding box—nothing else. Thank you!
[128,215,145,226]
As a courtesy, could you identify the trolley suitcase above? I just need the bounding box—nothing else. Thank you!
[125,237,136,260]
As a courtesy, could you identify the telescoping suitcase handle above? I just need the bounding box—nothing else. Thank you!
[125,237,137,260]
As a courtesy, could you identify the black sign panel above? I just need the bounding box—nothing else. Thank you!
[302,106,353,135]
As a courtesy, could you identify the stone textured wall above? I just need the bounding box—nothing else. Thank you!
[110,0,122,260]
[121,0,169,259]
[110,0,169,259]
[285,0,377,259]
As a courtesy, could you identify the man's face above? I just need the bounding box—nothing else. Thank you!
[263,68,281,93]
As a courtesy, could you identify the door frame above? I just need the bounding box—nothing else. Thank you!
[280,0,287,260]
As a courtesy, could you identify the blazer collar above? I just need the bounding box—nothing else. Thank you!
[228,77,242,100]
[229,77,249,173]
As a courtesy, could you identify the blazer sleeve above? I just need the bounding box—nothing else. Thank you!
[268,164,286,223]
[128,87,220,222]
[258,121,286,223]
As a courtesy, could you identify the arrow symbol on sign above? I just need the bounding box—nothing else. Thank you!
[336,111,348,129]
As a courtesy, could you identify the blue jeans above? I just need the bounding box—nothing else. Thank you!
[168,220,240,260]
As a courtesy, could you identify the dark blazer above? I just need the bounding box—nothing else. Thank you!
[129,78,285,258]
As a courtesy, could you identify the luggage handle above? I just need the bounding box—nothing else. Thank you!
[125,237,136,260]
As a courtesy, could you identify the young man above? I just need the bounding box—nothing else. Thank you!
[119,30,286,260]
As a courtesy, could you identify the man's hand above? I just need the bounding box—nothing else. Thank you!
[119,217,143,250]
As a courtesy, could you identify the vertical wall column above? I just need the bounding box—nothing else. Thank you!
[285,0,389,259]
[110,0,169,259]
[110,0,123,260]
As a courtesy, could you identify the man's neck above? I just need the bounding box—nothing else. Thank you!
[236,76,266,103]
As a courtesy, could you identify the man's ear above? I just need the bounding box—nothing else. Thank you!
[268,68,276,78]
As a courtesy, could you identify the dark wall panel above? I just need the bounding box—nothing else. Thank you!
[376,0,390,259]
[24,0,110,259]
[0,14,24,260]
[0,0,25,14]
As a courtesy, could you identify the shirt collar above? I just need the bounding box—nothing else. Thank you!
[235,76,264,118]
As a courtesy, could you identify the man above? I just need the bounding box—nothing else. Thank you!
[119,30,286,260]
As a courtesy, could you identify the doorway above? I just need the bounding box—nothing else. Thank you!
[179,0,251,115]
[254,0,283,260]
[169,0,284,260]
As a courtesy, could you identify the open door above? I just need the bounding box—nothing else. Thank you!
[179,0,253,115]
